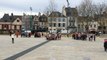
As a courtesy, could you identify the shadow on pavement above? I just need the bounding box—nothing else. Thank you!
[4,40,50,60]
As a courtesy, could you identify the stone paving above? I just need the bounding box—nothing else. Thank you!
[0,35,107,60]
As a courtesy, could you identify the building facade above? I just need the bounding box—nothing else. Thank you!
[0,13,22,34]
[22,14,34,31]
[48,11,67,33]
[62,6,78,33]
[38,14,48,32]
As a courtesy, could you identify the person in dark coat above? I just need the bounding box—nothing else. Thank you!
[104,39,107,51]
[93,34,96,41]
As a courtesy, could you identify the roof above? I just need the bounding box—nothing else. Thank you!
[0,14,10,22]
[65,7,78,17]
[48,11,65,17]
[0,14,22,22]
[39,14,48,22]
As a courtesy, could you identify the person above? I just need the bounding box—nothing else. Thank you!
[11,33,15,44]
[15,31,19,38]
[9,31,12,36]
[42,33,44,37]
[104,39,107,51]
[89,34,93,41]
[93,34,96,41]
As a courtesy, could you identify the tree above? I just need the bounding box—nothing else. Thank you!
[77,0,94,17]
[94,3,107,33]
[77,0,94,31]
[77,0,107,33]
[44,0,57,15]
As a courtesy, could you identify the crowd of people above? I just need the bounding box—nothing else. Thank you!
[72,32,96,41]
[46,33,61,40]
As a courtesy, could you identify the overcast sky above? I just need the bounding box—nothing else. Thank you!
[0,0,106,18]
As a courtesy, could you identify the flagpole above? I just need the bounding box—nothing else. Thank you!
[30,7,33,31]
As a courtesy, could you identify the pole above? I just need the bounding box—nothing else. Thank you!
[67,17,69,37]
[30,7,32,30]
[51,17,52,33]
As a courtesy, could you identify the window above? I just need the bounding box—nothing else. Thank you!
[94,25,96,28]
[58,23,61,27]
[63,18,65,22]
[54,18,56,22]
[58,18,61,22]
[90,25,92,27]
[14,25,17,30]
[53,23,56,27]
[17,20,19,22]
[78,24,80,28]
[48,18,51,22]
[49,23,52,27]
[62,23,65,27]
[54,29,56,30]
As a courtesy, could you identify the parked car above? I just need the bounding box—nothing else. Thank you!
[21,30,31,37]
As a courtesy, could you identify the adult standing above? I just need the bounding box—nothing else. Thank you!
[104,39,107,52]
[11,33,15,44]
[15,31,19,38]
[93,34,96,41]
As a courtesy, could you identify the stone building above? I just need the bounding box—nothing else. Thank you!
[62,6,78,33]
[48,11,67,33]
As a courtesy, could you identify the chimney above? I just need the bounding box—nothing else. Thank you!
[11,13,13,17]
[38,12,41,17]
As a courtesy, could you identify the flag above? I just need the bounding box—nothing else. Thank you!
[30,7,32,11]
[66,0,70,6]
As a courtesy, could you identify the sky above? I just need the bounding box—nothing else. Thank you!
[0,0,107,18]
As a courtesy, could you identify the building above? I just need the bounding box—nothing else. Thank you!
[33,15,39,31]
[88,21,99,32]
[0,13,22,34]
[48,11,67,33]
[62,6,78,33]
[95,12,107,34]
[22,14,34,31]
[38,14,48,32]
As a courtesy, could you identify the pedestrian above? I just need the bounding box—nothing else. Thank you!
[93,34,96,41]
[15,31,19,38]
[104,39,107,52]
[89,34,93,41]
[11,33,15,44]
[9,31,12,36]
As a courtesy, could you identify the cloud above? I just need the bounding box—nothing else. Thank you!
[0,0,106,18]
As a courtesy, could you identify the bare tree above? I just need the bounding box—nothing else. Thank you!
[77,0,94,17]
[77,0,95,31]
[77,0,107,32]
[94,3,107,33]
[44,0,57,15]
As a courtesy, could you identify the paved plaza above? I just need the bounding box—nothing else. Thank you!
[0,35,107,60]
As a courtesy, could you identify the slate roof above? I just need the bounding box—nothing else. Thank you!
[0,14,10,22]
[39,14,48,22]
[65,7,78,17]
[0,14,22,22]
[48,11,65,17]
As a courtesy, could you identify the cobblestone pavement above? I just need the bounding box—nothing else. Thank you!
[0,35,107,60]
